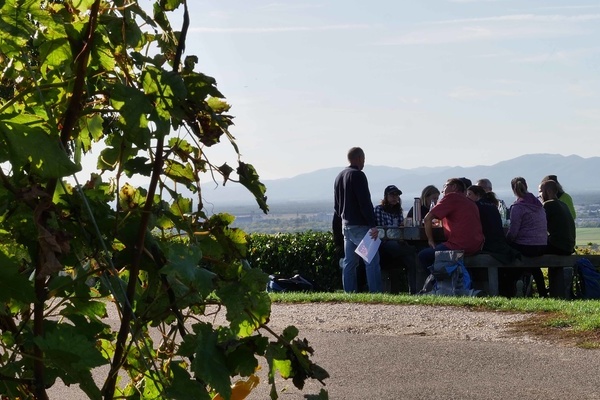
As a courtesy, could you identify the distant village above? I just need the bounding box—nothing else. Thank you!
[227,198,600,235]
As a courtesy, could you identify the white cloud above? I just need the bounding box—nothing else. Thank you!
[575,108,600,119]
[448,0,506,2]
[432,13,600,24]
[258,2,324,10]
[189,24,369,33]
[377,24,583,46]
[448,86,519,100]
[512,46,600,64]
[397,97,422,104]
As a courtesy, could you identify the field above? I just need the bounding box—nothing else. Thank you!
[577,227,600,246]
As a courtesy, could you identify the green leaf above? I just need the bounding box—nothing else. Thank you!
[110,83,153,147]
[0,0,40,57]
[34,323,105,399]
[0,250,35,303]
[164,159,196,186]
[166,362,211,400]
[182,323,232,399]
[266,343,293,380]
[0,113,81,178]
[216,269,271,338]
[237,162,269,214]
[143,67,186,122]
[78,113,105,152]
[169,194,192,217]
[160,0,185,12]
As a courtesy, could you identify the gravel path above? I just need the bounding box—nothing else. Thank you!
[260,303,542,344]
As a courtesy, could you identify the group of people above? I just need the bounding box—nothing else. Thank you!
[334,147,576,297]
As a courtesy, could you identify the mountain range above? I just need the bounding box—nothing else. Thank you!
[201,154,600,210]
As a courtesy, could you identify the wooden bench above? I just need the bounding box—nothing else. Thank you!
[464,254,600,298]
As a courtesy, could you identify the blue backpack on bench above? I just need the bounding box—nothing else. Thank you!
[571,258,600,299]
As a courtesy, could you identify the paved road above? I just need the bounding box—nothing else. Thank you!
[245,329,600,400]
[48,320,600,400]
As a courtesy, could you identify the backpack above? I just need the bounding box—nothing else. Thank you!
[571,258,600,299]
[419,250,483,297]
[266,274,314,293]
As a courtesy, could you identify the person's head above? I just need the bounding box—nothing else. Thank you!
[443,178,466,195]
[381,184,402,207]
[539,179,559,202]
[347,147,365,170]
[476,178,493,193]
[541,174,564,195]
[458,177,472,190]
[466,185,486,202]
[420,185,440,206]
[511,176,529,198]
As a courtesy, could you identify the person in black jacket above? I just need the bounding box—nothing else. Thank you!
[540,180,576,255]
[334,147,382,293]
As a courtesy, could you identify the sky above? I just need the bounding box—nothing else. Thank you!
[177,0,600,180]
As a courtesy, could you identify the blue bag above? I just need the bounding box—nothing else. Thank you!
[419,250,483,297]
[266,274,314,293]
[571,258,600,299]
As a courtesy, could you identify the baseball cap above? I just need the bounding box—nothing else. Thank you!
[384,185,402,196]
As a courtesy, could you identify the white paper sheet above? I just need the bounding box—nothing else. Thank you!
[354,231,381,263]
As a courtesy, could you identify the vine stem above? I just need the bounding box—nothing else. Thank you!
[103,1,189,397]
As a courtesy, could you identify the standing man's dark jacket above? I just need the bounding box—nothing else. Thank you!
[334,166,377,227]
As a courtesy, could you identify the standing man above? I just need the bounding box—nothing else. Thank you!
[419,178,484,272]
[334,147,382,293]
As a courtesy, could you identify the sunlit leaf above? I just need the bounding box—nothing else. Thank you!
[0,113,80,178]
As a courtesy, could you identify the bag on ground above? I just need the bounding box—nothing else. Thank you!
[267,274,314,292]
[571,258,600,299]
[420,250,482,297]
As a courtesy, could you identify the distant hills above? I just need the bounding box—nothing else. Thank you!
[201,154,600,210]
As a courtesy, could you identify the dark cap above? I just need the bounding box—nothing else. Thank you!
[384,185,402,196]
[543,174,559,184]
[458,177,472,189]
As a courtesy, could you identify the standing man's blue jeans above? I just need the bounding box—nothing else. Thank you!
[343,225,382,293]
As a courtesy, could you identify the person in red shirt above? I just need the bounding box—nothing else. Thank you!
[418,178,484,273]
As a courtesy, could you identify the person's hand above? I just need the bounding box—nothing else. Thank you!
[369,227,379,240]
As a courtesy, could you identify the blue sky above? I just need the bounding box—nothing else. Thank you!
[181,1,600,180]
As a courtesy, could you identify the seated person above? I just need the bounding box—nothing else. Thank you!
[418,178,484,274]
[466,185,519,295]
[374,185,417,294]
[506,177,548,297]
[541,175,576,220]
[466,185,516,261]
[406,185,440,224]
[539,180,576,255]
[476,178,509,222]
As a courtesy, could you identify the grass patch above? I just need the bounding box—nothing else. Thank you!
[269,292,600,348]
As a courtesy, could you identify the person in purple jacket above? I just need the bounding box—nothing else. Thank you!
[506,177,548,297]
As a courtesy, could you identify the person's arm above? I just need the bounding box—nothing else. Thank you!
[423,211,436,248]
[374,205,384,226]
[506,205,521,241]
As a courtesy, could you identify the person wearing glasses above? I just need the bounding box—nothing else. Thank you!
[418,178,484,275]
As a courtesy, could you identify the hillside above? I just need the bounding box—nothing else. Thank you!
[201,153,600,211]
